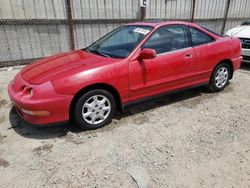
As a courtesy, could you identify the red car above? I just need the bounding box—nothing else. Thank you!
[8,21,242,129]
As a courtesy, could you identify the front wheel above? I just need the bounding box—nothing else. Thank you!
[74,89,116,129]
[208,63,231,92]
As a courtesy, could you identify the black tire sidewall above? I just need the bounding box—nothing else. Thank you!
[74,89,116,129]
[210,63,231,92]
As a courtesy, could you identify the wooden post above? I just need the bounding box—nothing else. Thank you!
[139,0,147,21]
[140,6,146,21]
[66,0,76,50]
[221,0,231,34]
[191,0,196,23]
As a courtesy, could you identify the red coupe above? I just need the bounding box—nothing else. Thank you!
[8,21,242,129]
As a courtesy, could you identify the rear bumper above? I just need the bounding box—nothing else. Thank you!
[8,74,73,125]
[231,56,243,70]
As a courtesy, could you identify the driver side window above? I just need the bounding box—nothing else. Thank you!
[142,25,189,54]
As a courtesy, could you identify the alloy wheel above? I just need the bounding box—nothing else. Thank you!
[82,95,111,125]
[215,67,229,88]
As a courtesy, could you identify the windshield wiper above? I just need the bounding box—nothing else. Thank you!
[88,49,110,58]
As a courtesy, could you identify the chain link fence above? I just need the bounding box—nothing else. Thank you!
[0,0,249,67]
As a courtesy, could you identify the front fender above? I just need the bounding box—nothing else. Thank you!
[51,60,130,103]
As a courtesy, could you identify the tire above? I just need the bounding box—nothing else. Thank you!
[208,63,231,92]
[74,89,116,129]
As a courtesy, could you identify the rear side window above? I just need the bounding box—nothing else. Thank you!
[143,25,189,54]
[189,27,214,46]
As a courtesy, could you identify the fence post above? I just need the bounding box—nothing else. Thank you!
[221,0,231,34]
[66,0,76,50]
[139,0,147,21]
[191,0,196,22]
[140,7,146,21]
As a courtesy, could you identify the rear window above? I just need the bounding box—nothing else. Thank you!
[201,26,223,37]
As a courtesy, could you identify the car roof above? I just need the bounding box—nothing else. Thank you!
[127,21,197,28]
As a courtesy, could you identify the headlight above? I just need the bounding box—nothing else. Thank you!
[29,88,33,97]
[20,86,34,97]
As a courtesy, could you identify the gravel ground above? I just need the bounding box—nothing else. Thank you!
[0,65,250,188]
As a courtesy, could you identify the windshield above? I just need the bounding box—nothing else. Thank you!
[85,25,153,58]
[241,18,250,25]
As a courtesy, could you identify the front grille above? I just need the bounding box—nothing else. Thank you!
[242,55,250,61]
[240,38,250,49]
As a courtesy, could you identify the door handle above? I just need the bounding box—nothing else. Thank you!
[184,53,192,58]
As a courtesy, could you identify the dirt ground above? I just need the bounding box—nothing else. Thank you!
[0,65,250,188]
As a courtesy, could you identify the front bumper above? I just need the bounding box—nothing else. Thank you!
[8,73,73,125]
[242,48,250,63]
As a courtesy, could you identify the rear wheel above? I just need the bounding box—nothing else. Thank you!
[208,63,231,92]
[74,89,116,129]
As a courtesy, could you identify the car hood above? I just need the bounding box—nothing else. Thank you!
[21,50,119,84]
[225,25,250,38]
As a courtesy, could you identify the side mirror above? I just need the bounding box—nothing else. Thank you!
[138,48,156,60]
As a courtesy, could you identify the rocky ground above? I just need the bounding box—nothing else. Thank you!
[0,65,250,187]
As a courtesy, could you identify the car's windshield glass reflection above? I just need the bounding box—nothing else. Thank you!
[85,25,153,58]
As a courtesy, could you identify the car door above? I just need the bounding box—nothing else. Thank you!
[129,25,197,100]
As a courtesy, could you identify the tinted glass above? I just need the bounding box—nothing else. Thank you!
[189,27,214,46]
[143,25,189,54]
[86,25,153,58]
[241,18,250,25]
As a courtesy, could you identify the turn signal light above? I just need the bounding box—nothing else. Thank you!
[21,109,50,116]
